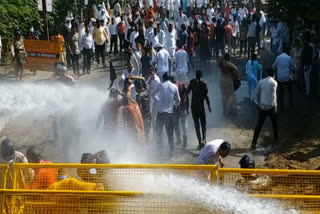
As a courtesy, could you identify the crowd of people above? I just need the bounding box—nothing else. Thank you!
[5,0,320,167]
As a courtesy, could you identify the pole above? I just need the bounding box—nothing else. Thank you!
[42,0,49,41]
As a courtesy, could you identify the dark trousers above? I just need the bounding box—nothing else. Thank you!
[83,48,92,74]
[110,35,118,54]
[192,109,207,146]
[278,80,293,111]
[124,40,130,52]
[95,43,106,66]
[252,107,279,145]
[240,39,247,56]
[248,37,255,58]
[156,112,174,151]
[66,50,72,68]
[118,33,125,53]
[216,41,225,58]
[72,54,80,75]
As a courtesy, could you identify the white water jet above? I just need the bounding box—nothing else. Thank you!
[135,174,299,214]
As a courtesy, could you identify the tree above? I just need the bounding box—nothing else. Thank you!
[0,0,42,39]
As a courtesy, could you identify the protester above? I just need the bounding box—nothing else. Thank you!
[173,44,189,82]
[174,7,189,36]
[198,139,231,166]
[224,20,233,56]
[117,15,126,54]
[231,15,239,56]
[219,53,238,116]
[109,17,118,55]
[153,72,180,158]
[246,54,262,101]
[134,79,152,142]
[199,22,210,64]
[247,14,257,58]
[239,19,248,57]
[215,19,226,60]
[251,68,279,150]
[80,26,93,75]
[272,48,296,110]
[93,20,109,67]
[0,138,28,164]
[171,75,189,148]
[25,146,58,189]
[153,43,170,81]
[11,28,27,81]
[187,70,211,150]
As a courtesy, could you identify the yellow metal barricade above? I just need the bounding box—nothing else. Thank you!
[12,164,218,191]
[0,190,212,214]
[219,168,320,195]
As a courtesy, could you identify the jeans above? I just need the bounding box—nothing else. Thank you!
[96,43,106,66]
[240,39,247,56]
[252,107,279,146]
[173,108,188,147]
[278,80,293,111]
[110,35,118,54]
[191,108,206,146]
[83,48,92,74]
[248,37,255,58]
[66,50,72,68]
[156,112,174,152]
[71,54,80,75]
[118,33,125,53]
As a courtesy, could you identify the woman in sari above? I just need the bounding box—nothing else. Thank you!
[245,54,262,101]
[219,53,238,116]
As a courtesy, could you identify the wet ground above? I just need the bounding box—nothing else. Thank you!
[1,42,320,169]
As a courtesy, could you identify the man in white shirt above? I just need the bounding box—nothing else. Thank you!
[156,23,166,47]
[145,21,154,45]
[130,24,140,51]
[272,49,296,111]
[147,68,161,136]
[80,26,94,74]
[247,14,257,58]
[174,7,189,34]
[152,72,181,158]
[251,68,279,150]
[161,21,176,58]
[174,45,189,82]
[109,17,118,55]
[154,43,171,81]
[231,15,239,56]
[114,1,121,15]
[198,139,231,166]
[238,4,248,22]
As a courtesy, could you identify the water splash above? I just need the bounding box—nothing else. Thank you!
[136,174,299,214]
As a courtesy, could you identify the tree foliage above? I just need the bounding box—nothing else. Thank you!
[0,0,43,39]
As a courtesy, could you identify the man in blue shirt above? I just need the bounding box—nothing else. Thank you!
[272,48,296,111]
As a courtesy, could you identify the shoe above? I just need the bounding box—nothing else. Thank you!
[197,144,204,151]
[87,72,91,74]
[250,144,256,150]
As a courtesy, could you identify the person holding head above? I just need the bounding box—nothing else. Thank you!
[187,70,211,150]
[11,28,27,81]
[246,53,262,101]
[198,139,231,167]
[219,53,238,116]
[25,146,58,189]
[80,26,94,75]
[153,42,170,81]
[251,68,279,150]
[152,72,180,158]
